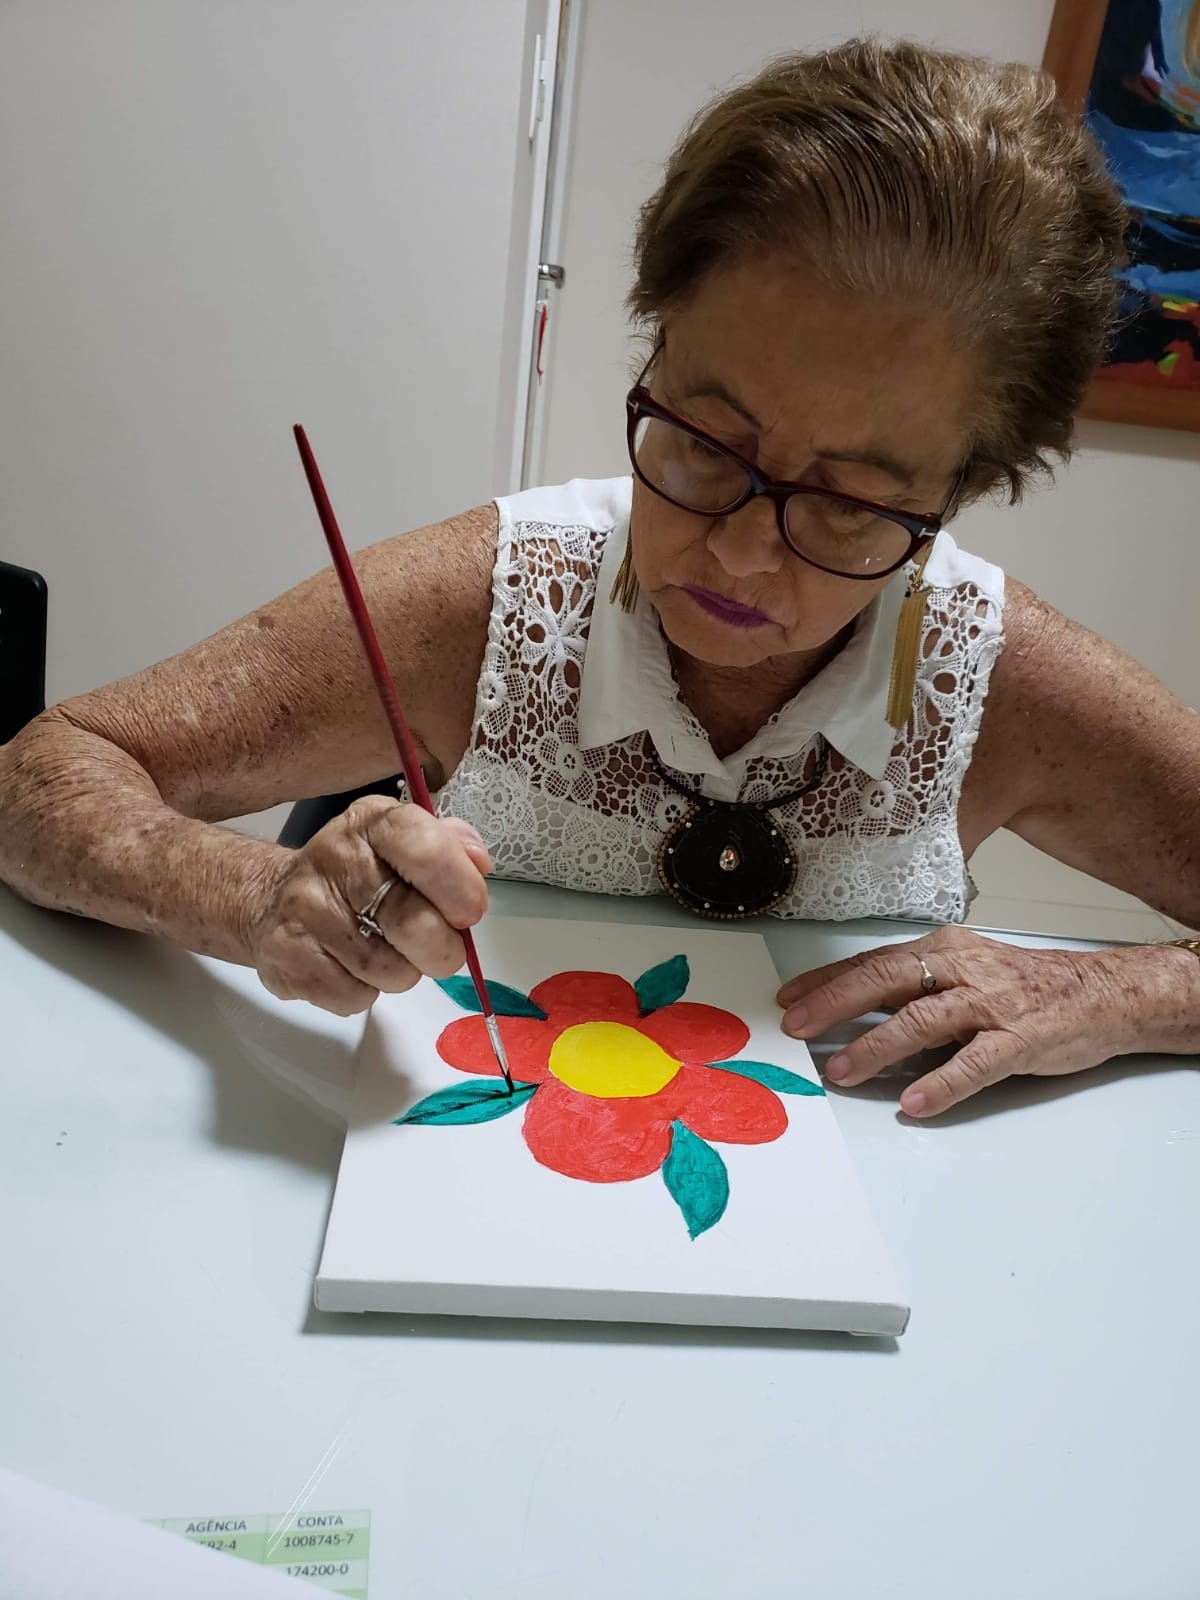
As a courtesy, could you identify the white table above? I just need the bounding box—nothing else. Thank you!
[3,881,1197,1599]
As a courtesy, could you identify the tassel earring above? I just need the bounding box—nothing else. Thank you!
[608,538,640,613]
[885,543,934,730]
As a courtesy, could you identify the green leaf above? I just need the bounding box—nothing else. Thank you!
[662,1120,729,1239]
[433,976,548,1019]
[395,1079,538,1125]
[709,1058,825,1096]
[634,954,690,1015]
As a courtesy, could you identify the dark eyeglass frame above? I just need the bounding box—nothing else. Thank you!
[625,347,962,580]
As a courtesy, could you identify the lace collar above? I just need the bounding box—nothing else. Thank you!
[578,479,907,791]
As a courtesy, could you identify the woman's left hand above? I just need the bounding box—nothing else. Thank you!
[777,927,1200,1117]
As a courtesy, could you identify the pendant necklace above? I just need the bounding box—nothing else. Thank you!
[652,734,829,919]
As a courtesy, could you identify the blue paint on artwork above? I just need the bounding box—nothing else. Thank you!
[396,1080,538,1125]
[1085,111,1200,219]
[710,1058,826,1096]
[661,1121,729,1239]
[1118,260,1200,298]
[634,954,690,1014]
[434,976,548,1019]
[1080,1,1200,381]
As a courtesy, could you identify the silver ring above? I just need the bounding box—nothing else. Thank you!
[357,876,401,939]
[917,956,938,993]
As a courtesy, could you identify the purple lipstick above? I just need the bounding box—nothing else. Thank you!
[682,584,772,629]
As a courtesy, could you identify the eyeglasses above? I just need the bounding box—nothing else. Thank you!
[626,348,961,580]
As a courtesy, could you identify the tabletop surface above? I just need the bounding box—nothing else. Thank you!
[3,881,1197,1600]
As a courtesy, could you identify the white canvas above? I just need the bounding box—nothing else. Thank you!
[316,917,909,1334]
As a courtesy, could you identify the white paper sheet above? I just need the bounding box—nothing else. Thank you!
[0,1470,304,1600]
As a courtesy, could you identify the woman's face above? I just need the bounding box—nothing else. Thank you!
[629,252,977,670]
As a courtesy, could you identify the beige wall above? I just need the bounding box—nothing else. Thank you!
[2,0,528,707]
[539,0,1199,934]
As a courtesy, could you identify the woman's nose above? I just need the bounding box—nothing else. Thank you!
[706,496,785,578]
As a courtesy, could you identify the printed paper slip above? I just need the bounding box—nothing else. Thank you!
[146,1508,370,1596]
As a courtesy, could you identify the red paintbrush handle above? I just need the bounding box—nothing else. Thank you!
[293,425,433,811]
[460,937,495,1017]
[292,425,496,1024]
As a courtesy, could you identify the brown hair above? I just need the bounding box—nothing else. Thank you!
[629,38,1126,502]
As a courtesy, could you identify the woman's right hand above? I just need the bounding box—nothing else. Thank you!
[248,794,492,1016]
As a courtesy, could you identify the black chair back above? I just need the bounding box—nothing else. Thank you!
[0,561,48,744]
[277,777,401,848]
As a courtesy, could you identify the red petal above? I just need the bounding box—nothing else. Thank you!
[436,1015,553,1082]
[668,1063,788,1145]
[637,1003,750,1065]
[529,970,641,1028]
[522,1079,674,1182]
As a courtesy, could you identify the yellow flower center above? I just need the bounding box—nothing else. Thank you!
[548,1022,681,1099]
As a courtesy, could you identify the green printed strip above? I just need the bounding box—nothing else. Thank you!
[162,1514,271,1537]
[264,1526,370,1561]
[147,1509,369,1596]
[265,1509,371,1527]
[187,1532,270,1562]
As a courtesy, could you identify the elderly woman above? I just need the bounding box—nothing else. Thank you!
[3,40,1198,1116]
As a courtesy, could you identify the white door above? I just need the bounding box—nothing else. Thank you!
[494,0,568,492]
[497,0,586,493]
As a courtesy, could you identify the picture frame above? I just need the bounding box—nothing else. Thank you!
[1043,0,1200,430]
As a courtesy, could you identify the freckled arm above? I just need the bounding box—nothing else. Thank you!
[0,507,495,961]
[968,582,1200,932]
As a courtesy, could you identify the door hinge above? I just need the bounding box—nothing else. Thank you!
[528,32,549,140]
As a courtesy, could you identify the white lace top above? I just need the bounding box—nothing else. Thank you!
[435,477,1005,923]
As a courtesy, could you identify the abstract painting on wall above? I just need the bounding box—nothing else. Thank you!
[1045,0,1200,429]
[316,917,908,1335]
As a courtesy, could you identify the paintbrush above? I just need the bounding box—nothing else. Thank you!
[292,423,515,1094]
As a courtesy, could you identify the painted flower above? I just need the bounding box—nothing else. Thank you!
[396,956,824,1237]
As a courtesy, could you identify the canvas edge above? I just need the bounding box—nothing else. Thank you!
[312,1275,910,1337]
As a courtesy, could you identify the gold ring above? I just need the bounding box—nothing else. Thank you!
[917,956,938,993]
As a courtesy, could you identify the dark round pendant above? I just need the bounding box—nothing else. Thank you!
[657,802,797,919]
